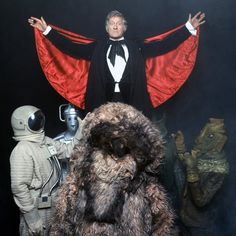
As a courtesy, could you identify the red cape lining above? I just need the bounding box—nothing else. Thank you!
[34,25,199,109]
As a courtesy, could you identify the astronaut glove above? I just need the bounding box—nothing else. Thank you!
[23,208,45,235]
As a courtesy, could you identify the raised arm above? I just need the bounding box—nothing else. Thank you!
[141,11,205,58]
[28,16,95,60]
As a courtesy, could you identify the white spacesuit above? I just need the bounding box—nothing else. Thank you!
[9,105,82,236]
[53,104,82,182]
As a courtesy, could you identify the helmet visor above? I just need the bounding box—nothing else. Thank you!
[28,110,45,132]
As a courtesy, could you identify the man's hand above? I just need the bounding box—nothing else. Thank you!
[28,16,48,32]
[188,12,206,29]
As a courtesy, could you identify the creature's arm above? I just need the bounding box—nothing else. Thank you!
[146,182,175,236]
[50,173,81,236]
[179,150,227,207]
[188,170,226,207]
[174,130,186,154]
[174,131,199,183]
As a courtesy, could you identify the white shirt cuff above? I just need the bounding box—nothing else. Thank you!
[43,26,52,35]
[185,21,197,36]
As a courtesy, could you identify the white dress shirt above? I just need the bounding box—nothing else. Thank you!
[106,37,129,92]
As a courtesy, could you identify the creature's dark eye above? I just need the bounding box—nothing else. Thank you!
[208,134,214,138]
[110,139,130,158]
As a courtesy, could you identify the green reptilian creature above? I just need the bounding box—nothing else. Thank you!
[175,118,229,236]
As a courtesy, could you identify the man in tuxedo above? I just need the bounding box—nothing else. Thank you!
[28,10,205,118]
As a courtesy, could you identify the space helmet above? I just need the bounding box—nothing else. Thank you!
[11,105,45,137]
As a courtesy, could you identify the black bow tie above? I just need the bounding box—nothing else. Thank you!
[108,39,126,66]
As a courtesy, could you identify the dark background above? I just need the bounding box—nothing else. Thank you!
[1,0,235,235]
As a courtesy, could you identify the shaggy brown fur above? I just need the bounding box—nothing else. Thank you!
[50,102,175,236]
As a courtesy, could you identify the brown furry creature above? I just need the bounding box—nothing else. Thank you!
[50,102,175,236]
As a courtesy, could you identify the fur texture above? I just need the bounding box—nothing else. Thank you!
[50,102,174,235]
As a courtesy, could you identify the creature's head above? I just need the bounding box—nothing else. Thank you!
[194,118,227,155]
[75,102,164,184]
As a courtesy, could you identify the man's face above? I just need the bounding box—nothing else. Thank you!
[106,16,126,39]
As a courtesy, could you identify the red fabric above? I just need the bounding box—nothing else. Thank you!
[34,25,94,109]
[34,25,199,109]
[145,25,199,107]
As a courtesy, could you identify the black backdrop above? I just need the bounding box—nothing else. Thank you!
[1,0,235,235]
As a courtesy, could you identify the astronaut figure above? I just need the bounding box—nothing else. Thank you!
[54,104,82,182]
[9,105,83,236]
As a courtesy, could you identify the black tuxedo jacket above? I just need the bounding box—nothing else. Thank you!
[46,26,191,118]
